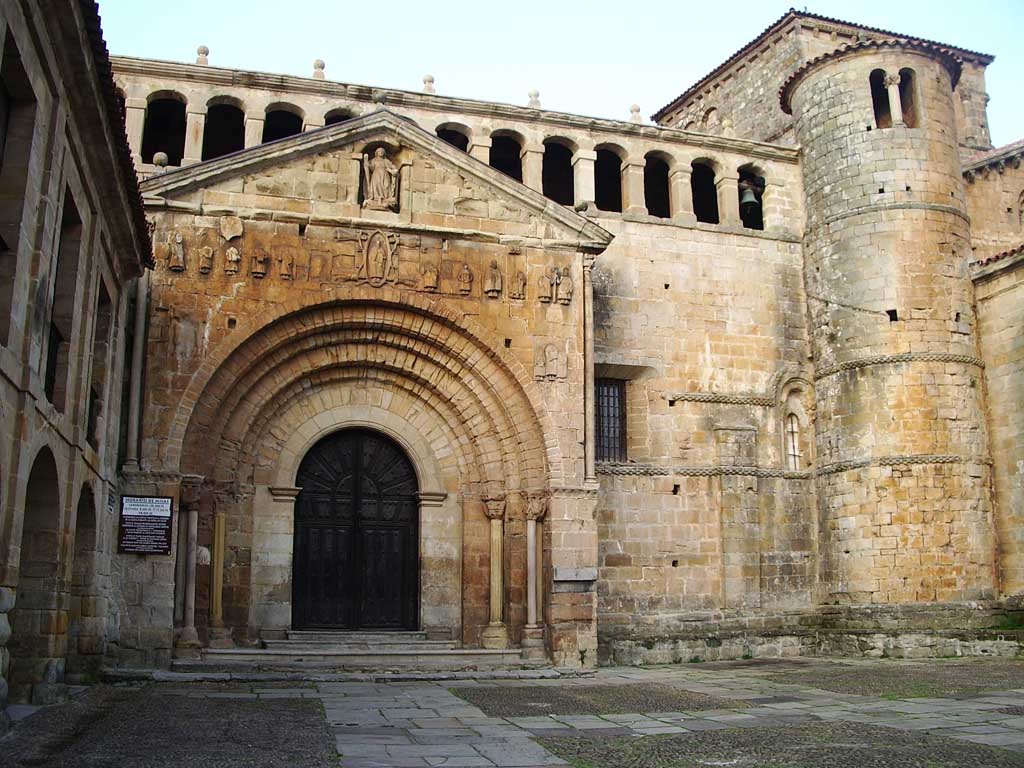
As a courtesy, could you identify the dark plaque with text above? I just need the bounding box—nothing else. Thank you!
[118,495,173,555]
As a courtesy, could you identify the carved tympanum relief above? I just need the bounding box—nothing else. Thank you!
[356,230,400,286]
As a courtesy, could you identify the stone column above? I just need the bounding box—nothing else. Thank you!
[621,159,646,215]
[182,109,206,166]
[572,150,597,211]
[885,73,905,126]
[174,476,203,657]
[521,145,544,193]
[669,166,697,225]
[583,254,597,483]
[480,496,509,649]
[716,171,741,226]
[468,136,491,164]
[123,271,149,472]
[124,100,146,168]
[521,493,548,659]
[303,118,325,133]
[207,502,232,648]
[244,112,265,148]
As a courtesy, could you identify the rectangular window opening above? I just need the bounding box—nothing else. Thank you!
[595,378,627,463]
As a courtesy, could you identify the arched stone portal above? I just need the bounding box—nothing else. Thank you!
[173,292,557,649]
[292,428,419,630]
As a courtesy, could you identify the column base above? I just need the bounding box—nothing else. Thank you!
[173,627,202,659]
[480,622,510,650]
[520,625,546,660]
[208,626,234,649]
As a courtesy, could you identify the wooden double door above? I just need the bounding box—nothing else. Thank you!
[292,429,419,630]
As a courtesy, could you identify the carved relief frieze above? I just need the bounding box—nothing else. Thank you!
[224,246,240,275]
[484,260,502,298]
[278,248,295,280]
[556,267,574,305]
[356,230,400,286]
[457,262,473,295]
[198,246,213,275]
[534,342,567,381]
[251,249,269,278]
[421,260,439,292]
[510,270,527,300]
[168,232,185,272]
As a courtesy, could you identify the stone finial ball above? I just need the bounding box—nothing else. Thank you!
[314,59,325,70]
[153,151,169,167]
[423,74,435,84]
[197,45,210,56]
[529,89,539,98]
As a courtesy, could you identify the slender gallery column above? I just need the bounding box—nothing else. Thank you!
[521,145,544,193]
[885,73,905,126]
[521,492,548,659]
[583,254,597,483]
[244,112,265,148]
[669,166,697,225]
[621,159,646,215]
[182,109,206,166]
[468,136,491,164]
[174,477,203,656]
[715,172,741,226]
[572,150,597,210]
[124,100,146,167]
[123,271,149,472]
[480,496,509,649]
[207,505,232,648]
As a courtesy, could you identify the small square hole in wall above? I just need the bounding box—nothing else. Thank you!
[866,125,872,131]
[298,223,307,237]
[886,309,899,322]
[905,185,912,192]
[227,317,237,329]
[878,187,885,193]
[671,560,679,568]
[664,283,670,290]
[504,338,511,348]
[672,484,680,495]
[668,400,675,407]
[955,312,961,322]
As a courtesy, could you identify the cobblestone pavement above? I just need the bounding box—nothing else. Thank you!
[4,659,1024,766]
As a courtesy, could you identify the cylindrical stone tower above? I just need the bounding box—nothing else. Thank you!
[781,41,996,606]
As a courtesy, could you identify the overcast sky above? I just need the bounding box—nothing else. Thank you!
[98,0,1022,147]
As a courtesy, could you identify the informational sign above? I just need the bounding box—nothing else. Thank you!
[118,495,173,555]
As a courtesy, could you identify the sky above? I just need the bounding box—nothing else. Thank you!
[97,0,1022,147]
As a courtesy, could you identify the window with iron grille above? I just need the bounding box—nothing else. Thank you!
[596,378,627,462]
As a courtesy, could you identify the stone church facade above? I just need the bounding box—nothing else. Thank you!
[1,2,1023,714]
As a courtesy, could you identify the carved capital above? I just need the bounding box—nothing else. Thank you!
[526,492,549,521]
[179,474,205,509]
[883,73,901,88]
[582,254,596,275]
[268,486,300,502]
[484,496,506,520]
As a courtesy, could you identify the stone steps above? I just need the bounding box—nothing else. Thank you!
[179,646,536,672]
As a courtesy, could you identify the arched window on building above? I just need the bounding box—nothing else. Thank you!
[325,108,356,126]
[262,104,303,143]
[141,92,186,165]
[489,131,523,182]
[870,69,892,129]
[738,164,766,231]
[594,145,623,213]
[691,160,719,224]
[702,107,719,131]
[435,123,470,152]
[644,152,671,218]
[46,188,83,413]
[201,100,244,161]
[785,413,802,471]
[68,485,98,672]
[899,68,919,128]
[542,138,574,206]
[0,28,39,347]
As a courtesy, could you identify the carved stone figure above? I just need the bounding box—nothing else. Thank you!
[219,216,243,241]
[198,246,213,274]
[421,261,438,292]
[557,266,574,305]
[484,260,502,298]
[534,342,567,380]
[224,246,240,275]
[168,232,185,272]
[279,249,294,280]
[510,270,527,300]
[251,249,268,278]
[538,270,553,303]
[362,147,399,210]
[457,263,473,295]
[356,230,399,287]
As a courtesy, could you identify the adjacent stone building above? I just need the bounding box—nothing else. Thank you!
[1,3,1022,715]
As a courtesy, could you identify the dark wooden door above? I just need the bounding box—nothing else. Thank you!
[292,429,419,630]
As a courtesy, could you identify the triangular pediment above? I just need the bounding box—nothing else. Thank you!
[140,109,612,251]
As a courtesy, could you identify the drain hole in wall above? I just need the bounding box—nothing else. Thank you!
[504,338,511,348]
[886,309,898,322]
[227,317,237,329]
[672,560,679,568]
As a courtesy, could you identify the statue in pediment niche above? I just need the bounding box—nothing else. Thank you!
[421,261,438,292]
[224,246,240,275]
[278,249,294,280]
[362,147,399,210]
[457,262,473,295]
[168,232,185,272]
[198,246,213,274]
[556,266,573,305]
[510,270,527,300]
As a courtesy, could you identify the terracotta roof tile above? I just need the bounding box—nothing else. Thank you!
[972,243,1024,269]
